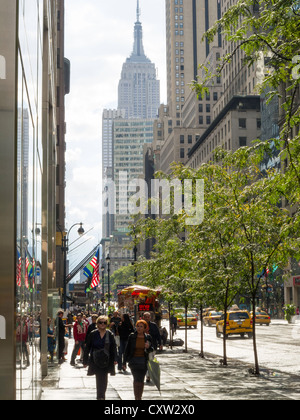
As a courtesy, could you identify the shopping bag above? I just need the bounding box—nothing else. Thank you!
[147,358,161,393]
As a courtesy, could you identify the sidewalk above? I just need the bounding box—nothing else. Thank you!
[41,338,300,401]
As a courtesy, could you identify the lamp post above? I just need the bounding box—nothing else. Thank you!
[59,222,84,311]
[106,255,111,310]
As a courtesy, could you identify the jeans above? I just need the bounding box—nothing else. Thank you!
[71,340,85,363]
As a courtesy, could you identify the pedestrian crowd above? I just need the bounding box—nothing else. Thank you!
[50,310,165,400]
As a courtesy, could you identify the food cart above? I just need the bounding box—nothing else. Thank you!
[117,285,162,325]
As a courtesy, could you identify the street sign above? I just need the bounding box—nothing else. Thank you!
[138,304,153,312]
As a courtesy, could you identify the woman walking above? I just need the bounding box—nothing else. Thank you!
[117,314,134,372]
[123,320,153,400]
[83,316,117,400]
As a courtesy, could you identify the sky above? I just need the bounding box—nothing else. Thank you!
[64,0,167,273]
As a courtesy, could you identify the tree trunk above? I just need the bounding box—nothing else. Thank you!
[184,303,188,353]
[252,295,260,375]
[222,281,229,366]
[199,305,204,358]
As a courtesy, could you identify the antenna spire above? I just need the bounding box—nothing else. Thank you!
[137,0,141,22]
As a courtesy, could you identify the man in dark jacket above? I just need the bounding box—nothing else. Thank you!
[57,311,66,364]
[143,312,162,351]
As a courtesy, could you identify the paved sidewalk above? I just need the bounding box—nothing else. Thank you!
[41,338,300,401]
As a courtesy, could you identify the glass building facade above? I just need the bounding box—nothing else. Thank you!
[0,0,62,400]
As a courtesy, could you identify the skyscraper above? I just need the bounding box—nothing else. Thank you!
[118,0,160,119]
[165,0,220,120]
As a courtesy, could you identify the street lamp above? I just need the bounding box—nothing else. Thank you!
[106,255,111,310]
[59,222,85,311]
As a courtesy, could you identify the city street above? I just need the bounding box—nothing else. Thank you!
[167,319,300,375]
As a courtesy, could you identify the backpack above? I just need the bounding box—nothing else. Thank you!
[92,332,110,369]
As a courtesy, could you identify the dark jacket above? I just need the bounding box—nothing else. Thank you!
[83,329,117,376]
[147,321,162,350]
[117,322,134,341]
[123,332,153,365]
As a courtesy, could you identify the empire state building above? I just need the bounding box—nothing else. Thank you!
[118,0,160,119]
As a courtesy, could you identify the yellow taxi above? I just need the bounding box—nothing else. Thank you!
[216,310,253,339]
[203,311,223,327]
[176,313,198,329]
[250,311,271,326]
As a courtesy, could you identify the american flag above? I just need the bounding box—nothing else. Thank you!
[85,248,100,292]
[90,262,100,290]
[25,256,30,289]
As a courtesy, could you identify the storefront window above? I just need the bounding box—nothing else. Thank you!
[16,0,43,400]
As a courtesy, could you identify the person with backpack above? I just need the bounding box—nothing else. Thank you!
[83,315,117,400]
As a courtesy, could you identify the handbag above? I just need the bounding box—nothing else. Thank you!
[115,335,120,347]
[92,332,110,369]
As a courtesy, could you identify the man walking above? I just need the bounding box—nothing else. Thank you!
[71,313,88,366]
[57,311,66,364]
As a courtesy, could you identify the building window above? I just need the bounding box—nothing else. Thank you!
[239,118,247,129]
[239,137,247,147]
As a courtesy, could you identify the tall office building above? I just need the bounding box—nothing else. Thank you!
[102,109,125,179]
[187,0,261,169]
[165,0,220,120]
[113,118,155,232]
[118,0,160,119]
[155,0,261,174]
[102,109,125,238]
[155,0,221,173]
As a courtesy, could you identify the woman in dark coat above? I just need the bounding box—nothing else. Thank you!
[123,320,154,400]
[117,313,134,372]
[83,316,117,400]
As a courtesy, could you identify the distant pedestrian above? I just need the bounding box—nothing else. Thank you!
[47,317,55,363]
[83,316,118,400]
[57,311,66,364]
[170,314,178,336]
[67,312,74,338]
[109,311,122,336]
[85,314,98,343]
[117,314,134,372]
[123,320,153,401]
[71,313,88,366]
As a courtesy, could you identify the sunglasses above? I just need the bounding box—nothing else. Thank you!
[97,321,107,325]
